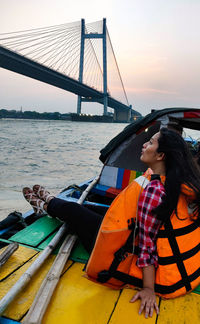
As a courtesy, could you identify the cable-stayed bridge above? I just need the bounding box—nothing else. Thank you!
[0,19,139,122]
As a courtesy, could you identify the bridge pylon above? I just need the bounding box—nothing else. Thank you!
[77,18,108,115]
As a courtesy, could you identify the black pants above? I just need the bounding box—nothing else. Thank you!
[47,198,108,253]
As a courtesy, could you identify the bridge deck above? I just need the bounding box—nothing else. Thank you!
[0,45,131,112]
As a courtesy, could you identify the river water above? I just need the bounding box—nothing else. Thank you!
[0,119,127,221]
[0,119,199,221]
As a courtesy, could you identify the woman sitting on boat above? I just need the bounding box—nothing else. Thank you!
[22,127,200,319]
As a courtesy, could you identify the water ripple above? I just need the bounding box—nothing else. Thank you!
[0,120,128,196]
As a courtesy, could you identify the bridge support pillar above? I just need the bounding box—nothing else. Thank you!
[77,19,85,114]
[77,18,108,115]
[77,96,82,115]
[103,18,108,115]
[103,95,108,115]
[114,108,131,122]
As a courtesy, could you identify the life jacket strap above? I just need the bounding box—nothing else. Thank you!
[164,218,192,292]
[97,224,138,283]
[158,217,200,238]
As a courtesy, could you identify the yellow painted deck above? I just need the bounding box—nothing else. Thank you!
[0,245,199,323]
[0,245,38,281]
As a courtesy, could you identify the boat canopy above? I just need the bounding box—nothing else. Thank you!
[99,107,200,172]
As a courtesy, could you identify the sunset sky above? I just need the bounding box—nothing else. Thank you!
[1,0,200,116]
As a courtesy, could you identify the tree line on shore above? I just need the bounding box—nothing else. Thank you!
[0,109,71,120]
[0,109,142,123]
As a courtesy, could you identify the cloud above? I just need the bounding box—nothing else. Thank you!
[126,87,178,95]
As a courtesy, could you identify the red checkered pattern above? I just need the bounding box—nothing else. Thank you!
[137,180,165,268]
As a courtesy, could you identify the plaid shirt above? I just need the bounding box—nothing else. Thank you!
[136,179,165,268]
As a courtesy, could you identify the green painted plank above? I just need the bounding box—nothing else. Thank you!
[0,238,41,252]
[38,232,89,262]
[0,238,14,244]
[37,232,64,253]
[193,285,200,295]
[70,241,89,263]
[9,216,62,247]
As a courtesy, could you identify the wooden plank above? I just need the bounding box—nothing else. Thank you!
[157,292,200,323]
[0,246,38,281]
[0,224,68,317]
[37,232,63,252]
[0,254,73,321]
[22,176,99,323]
[38,234,89,262]
[9,216,61,247]
[23,235,77,324]
[70,241,89,263]
[109,288,158,324]
[0,243,19,267]
[42,262,120,324]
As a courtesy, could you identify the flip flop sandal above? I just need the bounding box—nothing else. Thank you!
[32,185,54,203]
[23,187,45,215]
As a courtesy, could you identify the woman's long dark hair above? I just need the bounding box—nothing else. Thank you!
[153,127,200,222]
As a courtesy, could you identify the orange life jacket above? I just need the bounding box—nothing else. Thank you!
[86,175,200,299]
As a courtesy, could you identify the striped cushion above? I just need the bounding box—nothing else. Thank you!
[92,166,143,198]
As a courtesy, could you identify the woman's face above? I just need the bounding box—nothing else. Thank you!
[140,132,161,165]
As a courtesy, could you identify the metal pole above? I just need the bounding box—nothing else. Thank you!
[77,19,85,114]
[102,18,108,115]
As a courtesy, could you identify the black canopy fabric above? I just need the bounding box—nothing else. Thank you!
[99,107,200,163]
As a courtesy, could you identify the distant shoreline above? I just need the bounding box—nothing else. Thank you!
[0,108,72,121]
[0,109,139,123]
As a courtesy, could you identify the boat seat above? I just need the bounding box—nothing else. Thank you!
[92,166,143,198]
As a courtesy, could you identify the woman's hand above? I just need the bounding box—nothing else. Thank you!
[130,288,159,318]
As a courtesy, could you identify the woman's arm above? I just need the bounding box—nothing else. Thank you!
[130,180,165,317]
[130,265,159,318]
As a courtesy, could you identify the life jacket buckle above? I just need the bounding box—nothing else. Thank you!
[97,270,111,283]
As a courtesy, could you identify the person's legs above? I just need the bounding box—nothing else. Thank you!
[47,198,104,253]
[84,204,109,216]
[23,186,108,253]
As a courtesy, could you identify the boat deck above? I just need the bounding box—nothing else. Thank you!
[0,215,199,323]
